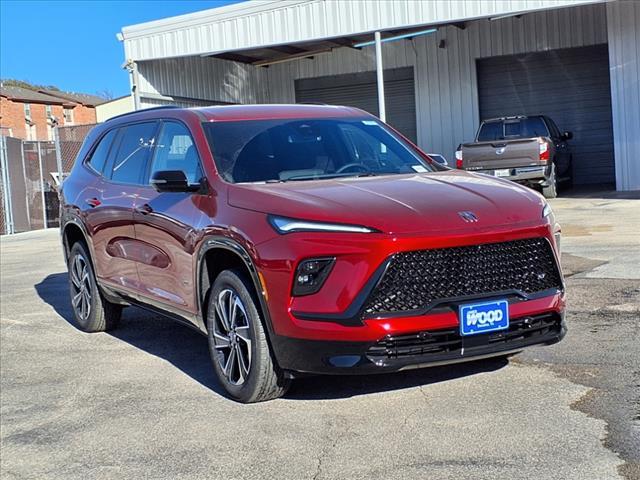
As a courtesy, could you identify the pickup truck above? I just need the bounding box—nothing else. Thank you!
[455,115,572,198]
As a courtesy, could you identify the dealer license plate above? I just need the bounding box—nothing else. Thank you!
[459,299,509,336]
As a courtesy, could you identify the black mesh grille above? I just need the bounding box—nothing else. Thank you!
[363,238,562,317]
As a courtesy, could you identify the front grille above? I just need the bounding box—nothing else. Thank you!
[363,238,562,317]
[367,313,561,360]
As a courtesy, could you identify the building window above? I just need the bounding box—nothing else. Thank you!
[23,103,31,119]
[47,124,54,141]
[25,122,36,141]
[63,108,74,124]
[45,105,53,118]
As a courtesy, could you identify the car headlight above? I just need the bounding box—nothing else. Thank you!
[542,203,553,219]
[268,215,379,234]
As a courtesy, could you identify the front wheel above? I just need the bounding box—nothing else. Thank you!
[207,270,290,403]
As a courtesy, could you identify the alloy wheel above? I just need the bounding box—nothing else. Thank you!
[212,289,252,385]
[70,253,92,321]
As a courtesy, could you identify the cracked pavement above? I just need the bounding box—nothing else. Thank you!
[1,190,638,479]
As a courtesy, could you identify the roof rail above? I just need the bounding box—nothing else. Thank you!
[107,105,179,122]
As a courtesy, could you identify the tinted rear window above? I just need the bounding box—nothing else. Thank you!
[477,122,502,141]
[87,129,117,174]
[478,117,549,141]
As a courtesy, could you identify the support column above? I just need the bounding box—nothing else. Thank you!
[374,31,386,122]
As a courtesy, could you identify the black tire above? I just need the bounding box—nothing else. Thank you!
[68,242,122,332]
[542,163,558,199]
[206,269,290,403]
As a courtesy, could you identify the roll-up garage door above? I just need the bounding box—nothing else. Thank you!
[477,44,614,185]
[295,67,417,142]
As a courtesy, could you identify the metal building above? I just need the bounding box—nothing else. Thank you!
[120,0,639,191]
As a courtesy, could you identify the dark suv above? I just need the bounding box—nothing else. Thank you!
[60,105,565,402]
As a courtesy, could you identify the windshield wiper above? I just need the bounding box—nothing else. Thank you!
[282,172,379,182]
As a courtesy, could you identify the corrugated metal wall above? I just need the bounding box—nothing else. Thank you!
[607,0,640,191]
[138,56,269,105]
[123,0,604,61]
[135,3,636,186]
[264,3,608,160]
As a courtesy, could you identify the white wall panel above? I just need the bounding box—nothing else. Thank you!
[607,0,640,191]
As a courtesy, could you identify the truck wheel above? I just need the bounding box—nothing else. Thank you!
[542,164,558,199]
[207,270,290,403]
[68,242,122,332]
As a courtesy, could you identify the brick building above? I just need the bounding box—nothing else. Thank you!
[0,85,106,141]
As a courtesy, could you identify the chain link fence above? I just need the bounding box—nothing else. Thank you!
[0,124,95,234]
[0,136,59,234]
[55,123,97,174]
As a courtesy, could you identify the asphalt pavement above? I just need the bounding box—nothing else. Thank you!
[1,190,638,480]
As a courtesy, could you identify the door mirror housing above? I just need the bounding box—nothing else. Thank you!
[150,170,202,193]
[561,131,573,141]
[428,154,448,166]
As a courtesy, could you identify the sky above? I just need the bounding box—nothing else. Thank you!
[0,0,241,98]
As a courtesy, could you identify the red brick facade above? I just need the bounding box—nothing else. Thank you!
[1,92,98,141]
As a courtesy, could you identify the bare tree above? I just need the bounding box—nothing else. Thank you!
[95,89,115,100]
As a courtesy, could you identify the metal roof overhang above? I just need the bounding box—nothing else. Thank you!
[205,24,459,67]
[121,0,607,63]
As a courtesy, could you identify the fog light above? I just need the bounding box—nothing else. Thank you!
[292,258,335,296]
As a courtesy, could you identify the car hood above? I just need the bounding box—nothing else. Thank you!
[227,171,546,235]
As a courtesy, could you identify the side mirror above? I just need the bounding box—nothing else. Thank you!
[561,131,573,140]
[150,170,201,193]
[427,154,448,167]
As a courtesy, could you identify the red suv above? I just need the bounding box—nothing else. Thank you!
[60,105,565,402]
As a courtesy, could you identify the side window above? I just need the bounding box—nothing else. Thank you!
[149,121,203,184]
[109,122,157,185]
[86,129,117,175]
[545,117,561,138]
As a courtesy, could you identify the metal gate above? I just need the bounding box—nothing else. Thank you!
[477,44,615,185]
[295,67,417,142]
[0,137,59,234]
[0,124,97,235]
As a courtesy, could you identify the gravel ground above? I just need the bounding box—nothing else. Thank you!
[1,191,638,480]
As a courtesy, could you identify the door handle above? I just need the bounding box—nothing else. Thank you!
[135,203,153,215]
[86,198,101,208]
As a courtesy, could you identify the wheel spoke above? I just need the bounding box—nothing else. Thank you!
[235,325,251,343]
[230,296,241,328]
[213,332,230,349]
[236,344,249,381]
[72,290,82,307]
[74,256,83,283]
[70,267,81,288]
[223,346,236,378]
[80,292,88,319]
[216,291,231,332]
[81,267,90,285]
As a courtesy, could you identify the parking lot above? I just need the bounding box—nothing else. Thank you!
[1,190,638,480]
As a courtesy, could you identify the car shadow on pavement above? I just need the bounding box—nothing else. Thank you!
[36,272,509,401]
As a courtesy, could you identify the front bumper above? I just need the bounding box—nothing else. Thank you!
[273,310,566,375]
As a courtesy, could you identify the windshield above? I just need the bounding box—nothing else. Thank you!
[203,118,433,183]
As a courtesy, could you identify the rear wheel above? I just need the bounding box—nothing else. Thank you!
[542,163,558,199]
[68,242,122,332]
[207,270,290,403]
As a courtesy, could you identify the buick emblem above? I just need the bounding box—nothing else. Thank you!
[458,211,478,223]
[496,147,506,155]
